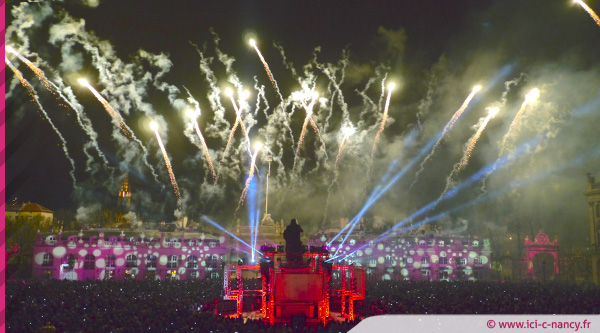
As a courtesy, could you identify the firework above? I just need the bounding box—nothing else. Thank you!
[237,142,263,211]
[460,107,499,169]
[446,85,482,137]
[6,57,78,187]
[369,82,396,171]
[480,88,540,194]
[6,46,59,95]
[296,92,319,155]
[410,85,482,189]
[250,39,282,100]
[188,110,217,181]
[438,107,499,202]
[335,124,356,171]
[575,0,600,27]
[78,78,131,137]
[150,121,182,205]
[500,88,540,153]
[227,89,253,158]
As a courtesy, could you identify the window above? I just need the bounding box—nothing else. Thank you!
[84,254,95,270]
[474,257,483,265]
[385,255,392,265]
[421,257,430,266]
[42,253,53,267]
[210,272,220,279]
[439,257,449,265]
[105,255,116,268]
[209,241,217,248]
[64,254,76,269]
[186,255,198,269]
[421,269,431,278]
[369,258,377,267]
[457,258,467,265]
[439,268,450,281]
[167,255,178,268]
[126,254,137,268]
[472,240,479,247]
[146,255,157,270]
[189,270,199,280]
[206,254,219,269]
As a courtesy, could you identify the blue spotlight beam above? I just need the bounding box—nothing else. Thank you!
[201,215,262,254]
[330,130,442,256]
[328,65,515,248]
[338,138,536,260]
[339,146,600,262]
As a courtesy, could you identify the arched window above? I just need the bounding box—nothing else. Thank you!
[146,255,157,270]
[126,254,137,268]
[167,255,178,268]
[84,254,95,270]
[186,255,198,269]
[105,254,116,268]
[189,271,199,280]
[65,254,76,269]
[42,253,53,266]
[385,255,392,265]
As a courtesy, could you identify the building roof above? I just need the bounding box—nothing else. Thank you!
[6,202,54,214]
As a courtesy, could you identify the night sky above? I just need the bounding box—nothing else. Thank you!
[5,1,600,248]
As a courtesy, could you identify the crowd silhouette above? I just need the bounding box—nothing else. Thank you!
[6,279,599,332]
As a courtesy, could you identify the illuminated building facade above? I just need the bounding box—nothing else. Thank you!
[310,232,492,281]
[31,231,227,281]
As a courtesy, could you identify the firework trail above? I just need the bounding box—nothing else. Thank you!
[6,46,59,95]
[216,89,254,184]
[335,124,356,171]
[437,107,499,203]
[237,142,263,213]
[292,92,320,171]
[6,46,111,174]
[410,85,482,189]
[323,124,356,224]
[227,89,253,158]
[150,121,182,206]
[78,78,131,137]
[250,39,283,102]
[188,111,217,182]
[575,0,600,27]
[368,82,396,171]
[6,57,78,188]
[499,88,540,154]
[78,78,162,185]
[480,88,540,194]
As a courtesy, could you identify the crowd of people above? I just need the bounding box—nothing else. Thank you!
[364,280,600,315]
[6,279,599,332]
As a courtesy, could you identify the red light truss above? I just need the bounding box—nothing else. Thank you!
[223,249,366,325]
